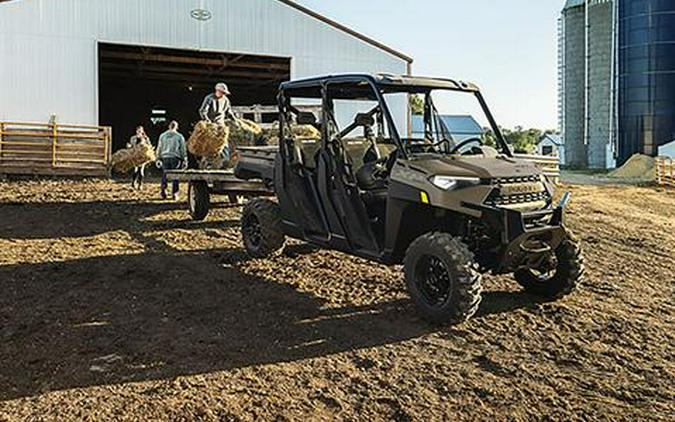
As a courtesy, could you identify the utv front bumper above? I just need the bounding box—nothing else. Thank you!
[464,193,570,273]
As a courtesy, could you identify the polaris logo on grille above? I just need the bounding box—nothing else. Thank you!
[190,9,212,21]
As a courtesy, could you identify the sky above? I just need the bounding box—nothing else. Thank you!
[294,0,563,130]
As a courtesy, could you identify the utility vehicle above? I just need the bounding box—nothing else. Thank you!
[235,74,584,324]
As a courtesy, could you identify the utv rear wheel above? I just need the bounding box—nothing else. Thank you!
[241,199,285,258]
[514,230,584,299]
[188,181,210,221]
[404,233,482,325]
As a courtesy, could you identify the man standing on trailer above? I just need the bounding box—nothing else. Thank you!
[198,82,241,163]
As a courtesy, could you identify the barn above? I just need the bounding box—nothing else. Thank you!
[0,0,412,151]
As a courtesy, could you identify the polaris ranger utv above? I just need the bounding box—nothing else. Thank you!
[235,74,584,324]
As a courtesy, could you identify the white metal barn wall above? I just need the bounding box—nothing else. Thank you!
[0,0,410,126]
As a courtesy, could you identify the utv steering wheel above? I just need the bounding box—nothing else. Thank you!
[450,138,483,155]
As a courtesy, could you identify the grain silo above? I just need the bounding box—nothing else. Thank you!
[560,0,587,168]
[559,0,616,169]
[618,0,675,164]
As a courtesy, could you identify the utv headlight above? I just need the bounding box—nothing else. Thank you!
[430,175,481,191]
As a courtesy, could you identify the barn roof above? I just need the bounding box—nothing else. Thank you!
[275,0,413,63]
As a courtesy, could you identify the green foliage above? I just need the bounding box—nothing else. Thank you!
[409,94,424,115]
[502,126,543,154]
[482,126,559,153]
[482,128,497,148]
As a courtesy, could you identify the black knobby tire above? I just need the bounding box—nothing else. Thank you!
[241,199,285,258]
[188,181,210,221]
[404,233,482,325]
[514,230,584,299]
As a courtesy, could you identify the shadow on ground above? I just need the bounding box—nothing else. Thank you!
[0,199,543,401]
[0,200,240,239]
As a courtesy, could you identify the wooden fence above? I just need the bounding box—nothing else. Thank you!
[514,153,561,184]
[0,121,112,177]
[655,157,675,188]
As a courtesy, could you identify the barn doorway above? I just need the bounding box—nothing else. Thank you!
[98,43,291,151]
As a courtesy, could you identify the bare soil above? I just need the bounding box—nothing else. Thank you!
[0,179,673,421]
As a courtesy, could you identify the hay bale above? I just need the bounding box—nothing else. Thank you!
[111,143,156,174]
[608,154,655,180]
[226,118,263,147]
[294,124,321,139]
[188,121,230,158]
[261,122,320,145]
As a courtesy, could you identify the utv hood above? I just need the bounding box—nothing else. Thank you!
[406,154,541,179]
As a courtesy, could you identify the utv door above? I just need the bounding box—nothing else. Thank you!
[314,80,381,257]
[274,101,329,241]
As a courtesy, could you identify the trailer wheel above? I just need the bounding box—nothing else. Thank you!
[188,181,210,221]
[513,230,584,299]
[404,233,482,325]
[241,199,285,258]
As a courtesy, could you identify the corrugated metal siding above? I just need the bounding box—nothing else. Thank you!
[0,0,408,125]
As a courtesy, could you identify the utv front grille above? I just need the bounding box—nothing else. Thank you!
[484,176,551,208]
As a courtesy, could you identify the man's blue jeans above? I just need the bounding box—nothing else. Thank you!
[161,157,182,196]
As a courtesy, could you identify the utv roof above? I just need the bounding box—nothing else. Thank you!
[280,74,481,96]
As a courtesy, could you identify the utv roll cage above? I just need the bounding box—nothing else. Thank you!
[277,73,513,158]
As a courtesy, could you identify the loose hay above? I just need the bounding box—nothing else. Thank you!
[188,121,230,158]
[608,154,655,180]
[111,143,156,174]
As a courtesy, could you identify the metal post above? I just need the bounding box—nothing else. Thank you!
[609,0,618,164]
[52,120,58,168]
[584,0,590,147]
[0,122,4,160]
[407,61,413,139]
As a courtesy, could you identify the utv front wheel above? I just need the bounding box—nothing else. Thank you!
[241,199,285,258]
[514,231,584,299]
[404,233,482,324]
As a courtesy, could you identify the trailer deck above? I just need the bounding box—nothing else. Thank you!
[165,168,272,221]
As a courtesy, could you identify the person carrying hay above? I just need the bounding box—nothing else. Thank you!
[127,126,151,190]
[199,82,241,163]
[156,121,187,201]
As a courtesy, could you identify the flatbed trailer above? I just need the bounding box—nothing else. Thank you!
[165,168,273,221]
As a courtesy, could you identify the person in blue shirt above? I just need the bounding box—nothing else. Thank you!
[156,121,187,200]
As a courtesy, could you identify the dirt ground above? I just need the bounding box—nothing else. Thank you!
[0,179,673,421]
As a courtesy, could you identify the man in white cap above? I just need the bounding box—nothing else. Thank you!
[198,82,241,165]
[199,82,237,126]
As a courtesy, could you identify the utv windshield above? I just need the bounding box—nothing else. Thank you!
[382,87,508,157]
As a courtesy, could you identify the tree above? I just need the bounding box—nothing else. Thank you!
[409,94,424,115]
[482,128,498,148]
[502,126,542,154]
